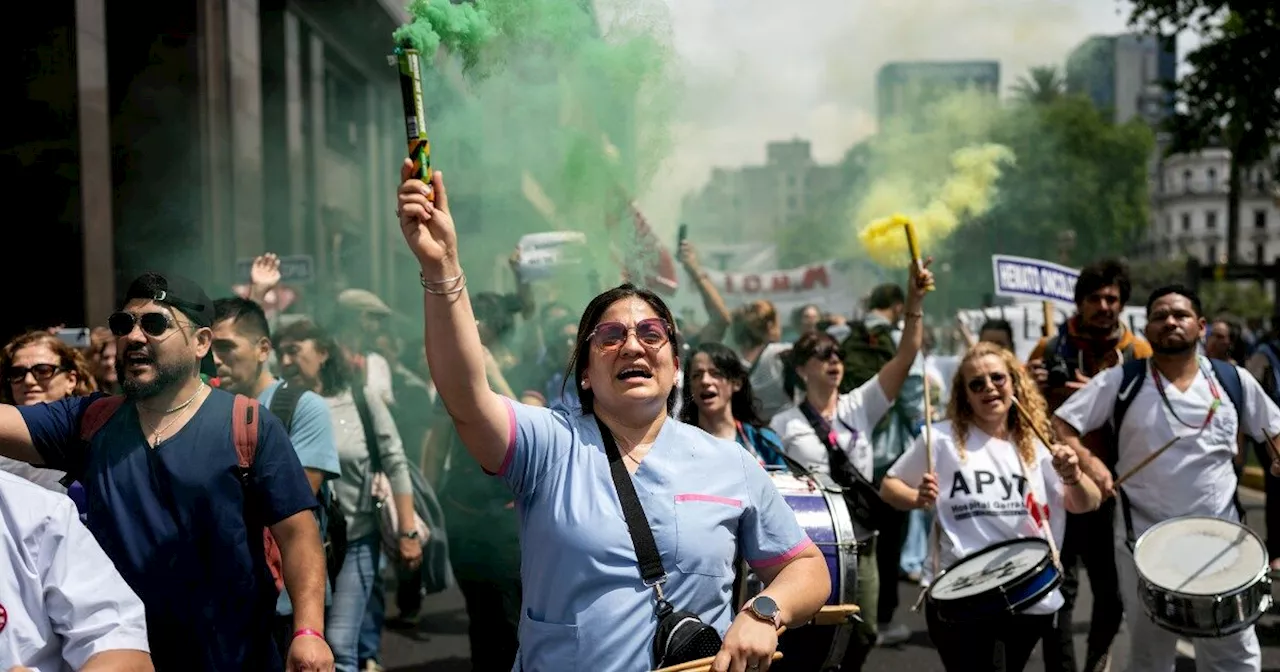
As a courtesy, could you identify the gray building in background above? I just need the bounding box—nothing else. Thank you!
[4,0,430,340]
[1066,33,1177,124]
[876,61,1000,126]
[679,139,845,257]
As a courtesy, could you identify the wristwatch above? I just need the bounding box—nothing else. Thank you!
[741,596,782,629]
[399,530,421,540]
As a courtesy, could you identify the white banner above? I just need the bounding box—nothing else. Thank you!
[697,259,889,317]
[516,231,588,280]
[958,303,1149,362]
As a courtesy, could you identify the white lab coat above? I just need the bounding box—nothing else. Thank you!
[0,470,149,671]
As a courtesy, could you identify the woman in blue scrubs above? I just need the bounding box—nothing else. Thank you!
[397,164,833,672]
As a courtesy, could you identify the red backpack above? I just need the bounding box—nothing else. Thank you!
[78,394,286,592]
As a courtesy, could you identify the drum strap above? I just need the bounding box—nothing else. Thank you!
[1117,484,1246,552]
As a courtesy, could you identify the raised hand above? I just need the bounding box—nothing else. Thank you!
[397,159,457,272]
[916,472,939,509]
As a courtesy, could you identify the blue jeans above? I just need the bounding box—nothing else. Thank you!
[899,507,931,575]
[358,553,387,663]
[327,535,381,672]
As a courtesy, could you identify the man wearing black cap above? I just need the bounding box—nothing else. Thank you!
[0,273,333,672]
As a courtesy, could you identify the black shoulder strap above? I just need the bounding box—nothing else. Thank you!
[595,416,666,591]
[1208,358,1245,417]
[1112,358,1149,435]
[351,385,384,475]
[796,402,859,488]
[268,381,306,433]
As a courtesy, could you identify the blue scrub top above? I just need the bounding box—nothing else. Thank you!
[496,399,814,672]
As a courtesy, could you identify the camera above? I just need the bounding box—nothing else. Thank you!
[1044,353,1078,389]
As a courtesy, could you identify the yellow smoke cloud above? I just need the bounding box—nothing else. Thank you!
[857,143,1015,268]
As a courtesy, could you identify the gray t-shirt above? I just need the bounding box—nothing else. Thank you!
[745,342,795,421]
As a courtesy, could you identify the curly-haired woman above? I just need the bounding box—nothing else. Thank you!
[880,341,1101,672]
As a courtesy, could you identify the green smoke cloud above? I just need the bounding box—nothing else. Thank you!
[393,0,677,313]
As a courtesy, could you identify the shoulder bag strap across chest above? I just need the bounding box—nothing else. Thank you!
[595,416,670,615]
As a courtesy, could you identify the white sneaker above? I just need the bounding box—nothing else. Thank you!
[876,622,911,647]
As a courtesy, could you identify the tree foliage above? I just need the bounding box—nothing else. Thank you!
[935,93,1155,310]
[1011,66,1066,105]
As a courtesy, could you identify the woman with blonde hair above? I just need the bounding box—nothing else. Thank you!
[879,342,1101,672]
[0,331,98,491]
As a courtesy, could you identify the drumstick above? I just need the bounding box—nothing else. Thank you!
[652,652,784,672]
[1111,435,1181,490]
[1009,398,1061,569]
[650,630,786,672]
[922,358,934,473]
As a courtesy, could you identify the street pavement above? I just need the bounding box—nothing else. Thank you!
[381,486,1280,671]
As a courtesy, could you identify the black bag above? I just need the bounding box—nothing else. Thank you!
[797,402,895,531]
[839,320,897,394]
[596,417,723,668]
[269,381,347,585]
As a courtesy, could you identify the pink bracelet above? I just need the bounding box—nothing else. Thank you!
[293,628,325,641]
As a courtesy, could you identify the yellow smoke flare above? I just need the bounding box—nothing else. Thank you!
[857,143,1015,268]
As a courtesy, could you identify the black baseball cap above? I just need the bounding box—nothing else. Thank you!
[123,272,217,376]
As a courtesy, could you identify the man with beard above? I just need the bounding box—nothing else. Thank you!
[0,273,333,672]
[1027,259,1149,672]
[1054,285,1280,672]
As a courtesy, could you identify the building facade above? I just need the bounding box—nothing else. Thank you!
[678,139,845,260]
[876,61,1000,127]
[4,0,423,341]
[1066,33,1176,125]
[1146,148,1280,267]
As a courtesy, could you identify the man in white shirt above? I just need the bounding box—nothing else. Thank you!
[0,470,152,672]
[1054,285,1280,672]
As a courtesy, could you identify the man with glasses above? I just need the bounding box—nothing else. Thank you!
[0,273,333,672]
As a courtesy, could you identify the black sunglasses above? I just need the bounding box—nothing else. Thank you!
[6,364,67,383]
[809,345,841,362]
[966,372,1010,394]
[108,311,175,338]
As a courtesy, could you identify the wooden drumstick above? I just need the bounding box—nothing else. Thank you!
[653,652,784,672]
[1111,435,1181,490]
[923,356,934,473]
[650,630,786,672]
[1009,398,1061,569]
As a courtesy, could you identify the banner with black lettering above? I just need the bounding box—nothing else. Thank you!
[697,259,888,316]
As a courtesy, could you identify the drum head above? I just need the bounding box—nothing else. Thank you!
[930,538,1051,601]
[767,471,818,494]
[1134,516,1267,596]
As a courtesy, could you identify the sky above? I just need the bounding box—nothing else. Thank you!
[635,0,1190,232]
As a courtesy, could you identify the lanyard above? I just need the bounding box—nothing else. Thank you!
[733,421,764,466]
[1151,358,1222,431]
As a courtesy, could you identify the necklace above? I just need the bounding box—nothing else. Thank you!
[1151,359,1221,431]
[140,383,206,415]
[142,383,206,445]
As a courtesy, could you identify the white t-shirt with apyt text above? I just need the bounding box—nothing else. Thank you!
[1055,357,1280,537]
[888,421,1067,615]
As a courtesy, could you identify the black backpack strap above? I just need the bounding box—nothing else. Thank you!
[1207,358,1248,523]
[351,385,384,476]
[268,381,307,434]
[1111,358,1149,438]
[595,416,670,615]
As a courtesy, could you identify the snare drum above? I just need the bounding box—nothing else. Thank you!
[927,537,1062,623]
[1132,516,1272,638]
[735,468,860,671]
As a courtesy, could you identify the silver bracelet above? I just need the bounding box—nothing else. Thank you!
[420,271,464,288]
[423,273,467,296]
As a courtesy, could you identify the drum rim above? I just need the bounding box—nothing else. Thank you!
[1133,515,1269,597]
[928,536,1054,599]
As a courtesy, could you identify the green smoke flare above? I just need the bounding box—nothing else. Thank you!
[393,0,677,314]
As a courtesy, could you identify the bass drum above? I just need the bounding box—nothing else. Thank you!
[735,468,860,671]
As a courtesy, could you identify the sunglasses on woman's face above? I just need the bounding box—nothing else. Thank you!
[108,311,175,338]
[6,364,66,384]
[810,345,841,362]
[966,372,1010,394]
[588,318,671,352]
